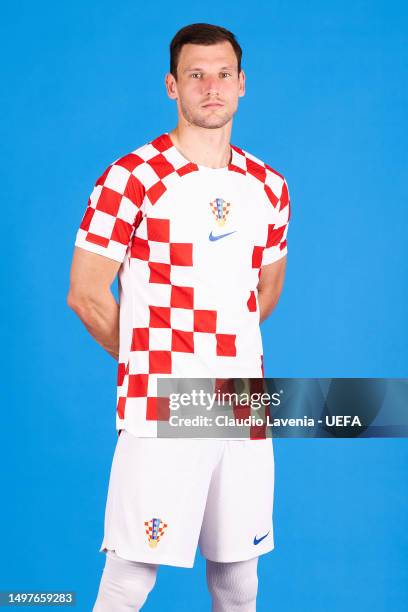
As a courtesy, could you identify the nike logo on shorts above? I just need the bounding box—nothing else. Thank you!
[253,531,270,545]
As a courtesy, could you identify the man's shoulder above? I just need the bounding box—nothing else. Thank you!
[231,143,289,210]
[92,133,175,199]
[109,133,168,173]
[232,142,286,184]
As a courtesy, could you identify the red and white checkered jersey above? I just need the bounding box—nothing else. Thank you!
[74,132,290,438]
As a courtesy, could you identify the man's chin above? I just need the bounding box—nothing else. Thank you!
[190,115,232,129]
[181,106,233,130]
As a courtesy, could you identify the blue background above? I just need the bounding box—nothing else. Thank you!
[2,0,408,609]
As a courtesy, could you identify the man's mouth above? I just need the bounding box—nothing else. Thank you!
[202,101,224,108]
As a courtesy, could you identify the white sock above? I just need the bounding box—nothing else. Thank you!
[206,557,259,612]
[92,550,158,612]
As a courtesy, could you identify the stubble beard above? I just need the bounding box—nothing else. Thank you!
[179,100,234,130]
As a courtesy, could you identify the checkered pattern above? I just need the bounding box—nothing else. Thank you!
[227,145,290,269]
[74,132,290,439]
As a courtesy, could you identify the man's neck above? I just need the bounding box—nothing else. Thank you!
[168,124,232,169]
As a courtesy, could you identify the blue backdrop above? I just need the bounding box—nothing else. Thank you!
[2,0,408,610]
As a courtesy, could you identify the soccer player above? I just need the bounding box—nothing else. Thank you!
[67,22,291,612]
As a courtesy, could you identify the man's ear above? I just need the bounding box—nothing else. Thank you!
[165,72,178,100]
[238,69,246,98]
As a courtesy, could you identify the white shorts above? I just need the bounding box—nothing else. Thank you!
[99,430,275,568]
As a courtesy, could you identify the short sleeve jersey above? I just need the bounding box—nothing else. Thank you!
[74,132,291,438]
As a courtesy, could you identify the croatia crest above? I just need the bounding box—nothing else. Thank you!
[210,198,231,227]
[144,517,168,548]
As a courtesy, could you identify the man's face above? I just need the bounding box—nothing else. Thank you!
[166,41,245,129]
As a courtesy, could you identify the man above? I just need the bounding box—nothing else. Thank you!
[68,22,290,612]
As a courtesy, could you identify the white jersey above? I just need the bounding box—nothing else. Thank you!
[74,132,291,438]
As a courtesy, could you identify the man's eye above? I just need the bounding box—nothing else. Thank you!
[191,73,202,78]
[220,72,231,78]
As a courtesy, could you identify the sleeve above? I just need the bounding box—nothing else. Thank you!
[74,160,145,263]
[262,176,291,266]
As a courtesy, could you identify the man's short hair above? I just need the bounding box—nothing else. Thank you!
[170,23,242,79]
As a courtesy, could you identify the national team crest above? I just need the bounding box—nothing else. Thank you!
[144,518,168,548]
[210,198,231,227]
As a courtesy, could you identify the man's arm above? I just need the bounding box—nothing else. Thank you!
[257,255,287,324]
[67,247,122,361]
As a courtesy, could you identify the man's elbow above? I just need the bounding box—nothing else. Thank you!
[67,290,76,310]
[258,288,283,323]
[67,289,93,316]
[258,285,282,306]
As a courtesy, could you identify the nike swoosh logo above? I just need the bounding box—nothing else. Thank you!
[209,230,237,241]
[253,531,270,545]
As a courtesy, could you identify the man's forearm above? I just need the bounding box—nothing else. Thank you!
[70,292,120,361]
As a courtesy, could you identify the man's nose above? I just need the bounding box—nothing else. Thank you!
[202,75,220,95]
